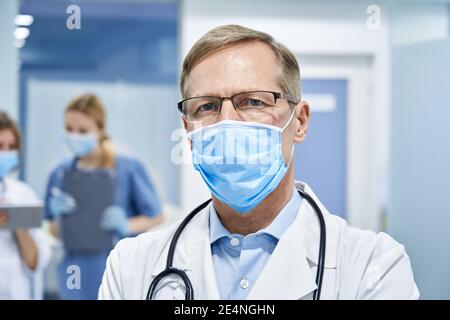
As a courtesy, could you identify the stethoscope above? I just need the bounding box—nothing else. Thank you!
[147,187,326,300]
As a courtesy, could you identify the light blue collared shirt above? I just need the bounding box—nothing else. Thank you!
[209,189,302,299]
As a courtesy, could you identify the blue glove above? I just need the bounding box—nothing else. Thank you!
[100,206,129,237]
[49,188,76,218]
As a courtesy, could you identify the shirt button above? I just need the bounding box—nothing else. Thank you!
[240,278,249,289]
[230,237,240,247]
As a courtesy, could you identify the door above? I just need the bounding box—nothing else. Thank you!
[294,79,347,217]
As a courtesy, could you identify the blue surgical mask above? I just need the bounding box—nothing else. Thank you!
[64,133,97,157]
[187,108,296,213]
[0,150,19,179]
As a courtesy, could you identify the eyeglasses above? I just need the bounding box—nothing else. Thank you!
[178,90,299,124]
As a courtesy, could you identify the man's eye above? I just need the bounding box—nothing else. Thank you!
[240,98,265,109]
[198,103,218,113]
[249,99,264,107]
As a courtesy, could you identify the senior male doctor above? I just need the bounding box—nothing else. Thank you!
[99,25,419,300]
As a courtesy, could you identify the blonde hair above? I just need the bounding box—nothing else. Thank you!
[65,94,115,168]
[180,24,301,99]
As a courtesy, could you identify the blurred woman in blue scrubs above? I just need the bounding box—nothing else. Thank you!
[44,94,164,300]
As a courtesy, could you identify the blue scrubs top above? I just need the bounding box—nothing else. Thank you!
[45,154,161,221]
[44,154,162,300]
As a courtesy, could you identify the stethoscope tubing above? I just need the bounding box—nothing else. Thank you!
[147,188,326,300]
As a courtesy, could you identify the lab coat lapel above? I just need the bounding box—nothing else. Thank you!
[149,206,220,300]
[296,181,338,270]
[246,201,318,300]
[247,182,339,300]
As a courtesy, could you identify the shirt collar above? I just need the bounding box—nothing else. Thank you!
[209,188,302,244]
[209,203,231,244]
[261,189,301,240]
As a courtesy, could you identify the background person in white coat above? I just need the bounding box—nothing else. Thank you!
[99,25,419,300]
[0,111,51,299]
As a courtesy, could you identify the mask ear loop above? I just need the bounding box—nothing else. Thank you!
[281,104,298,167]
[282,104,298,131]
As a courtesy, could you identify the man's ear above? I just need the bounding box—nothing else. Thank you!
[294,101,311,143]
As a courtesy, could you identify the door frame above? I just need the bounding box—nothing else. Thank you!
[300,55,379,231]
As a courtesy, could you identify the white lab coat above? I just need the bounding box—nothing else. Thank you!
[99,182,419,300]
[0,177,51,300]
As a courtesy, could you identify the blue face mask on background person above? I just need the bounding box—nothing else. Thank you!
[187,107,297,213]
[0,150,19,179]
[64,133,98,157]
